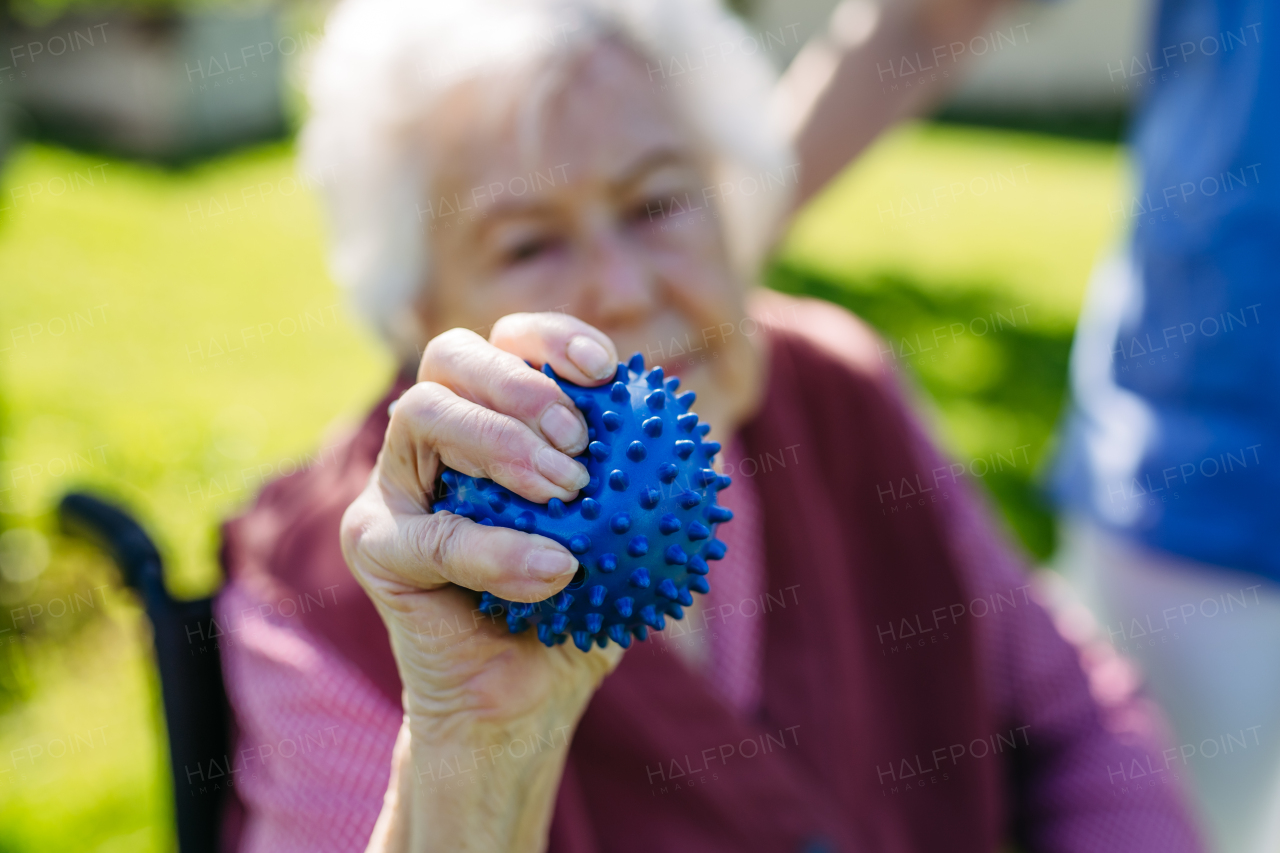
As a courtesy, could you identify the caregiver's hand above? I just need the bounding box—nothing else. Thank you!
[340,313,626,853]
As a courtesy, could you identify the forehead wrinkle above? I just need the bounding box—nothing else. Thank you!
[511,30,668,170]
[540,37,701,172]
[426,35,706,231]
[420,46,571,207]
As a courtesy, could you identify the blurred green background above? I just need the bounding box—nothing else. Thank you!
[0,112,1128,852]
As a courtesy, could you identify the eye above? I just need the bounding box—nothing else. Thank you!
[503,235,561,266]
[627,196,669,225]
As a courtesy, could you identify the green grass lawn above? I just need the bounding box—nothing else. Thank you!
[0,142,392,852]
[0,123,1129,851]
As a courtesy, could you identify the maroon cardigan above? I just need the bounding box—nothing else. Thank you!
[220,303,1003,852]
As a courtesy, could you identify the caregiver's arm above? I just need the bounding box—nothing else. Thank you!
[342,313,625,852]
[776,0,1014,209]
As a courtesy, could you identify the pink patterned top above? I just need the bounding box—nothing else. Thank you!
[216,434,1202,852]
[215,299,1204,852]
[215,440,768,852]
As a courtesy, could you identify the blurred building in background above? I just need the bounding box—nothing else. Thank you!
[0,6,290,163]
[749,0,1154,128]
[1,0,1154,167]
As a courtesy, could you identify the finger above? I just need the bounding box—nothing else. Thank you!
[398,511,580,603]
[420,327,590,456]
[343,488,580,601]
[489,313,619,386]
[387,380,588,503]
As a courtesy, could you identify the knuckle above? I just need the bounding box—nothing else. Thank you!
[416,511,471,574]
[542,311,578,333]
[423,327,481,376]
[530,313,576,347]
[493,311,573,348]
[339,499,375,557]
[468,409,530,460]
[546,311,599,342]
[485,455,542,494]
[489,365,561,420]
[339,498,400,591]
[451,410,549,493]
[488,313,528,341]
[395,380,436,414]
[437,327,482,350]
[392,382,451,437]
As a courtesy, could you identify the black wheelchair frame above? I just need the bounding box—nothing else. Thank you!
[58,492,234,853]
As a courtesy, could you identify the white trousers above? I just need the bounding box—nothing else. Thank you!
[1054,517,1280,853]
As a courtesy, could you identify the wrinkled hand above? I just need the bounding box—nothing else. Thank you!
[341,313,626,851]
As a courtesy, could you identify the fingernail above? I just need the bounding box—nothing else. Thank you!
[567,336,613,380]
[526,547,577,581]
[536,445,589,491]
[540,403,587,452]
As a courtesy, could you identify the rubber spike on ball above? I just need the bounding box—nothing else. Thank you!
[430,356,733,650]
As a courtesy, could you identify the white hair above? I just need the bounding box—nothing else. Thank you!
[301,0,794,356]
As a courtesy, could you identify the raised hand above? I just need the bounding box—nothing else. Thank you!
[341,313,627,852]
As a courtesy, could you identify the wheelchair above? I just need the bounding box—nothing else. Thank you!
[58,492,239,853]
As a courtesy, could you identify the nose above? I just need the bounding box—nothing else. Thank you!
[576,218,656,328]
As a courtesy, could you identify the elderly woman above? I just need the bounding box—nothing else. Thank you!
[215,0,1205,851]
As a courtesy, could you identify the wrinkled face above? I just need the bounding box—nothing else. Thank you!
[420,37,762,436]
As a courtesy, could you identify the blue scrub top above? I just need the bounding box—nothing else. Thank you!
[1053,0,1279,580]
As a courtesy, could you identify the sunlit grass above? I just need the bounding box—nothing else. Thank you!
[1,142,390,853]
[0,123,1128,851]
[779,121,1130,328]
[0,142,393,596]
[0,593,170,852]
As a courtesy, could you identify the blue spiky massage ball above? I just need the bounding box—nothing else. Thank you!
[432,352,733,651]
